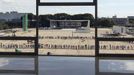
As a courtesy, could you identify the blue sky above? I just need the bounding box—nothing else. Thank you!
[0,0,134,17]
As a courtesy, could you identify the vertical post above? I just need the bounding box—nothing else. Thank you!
[22,14,28,31]
[95,57,99,75]
[87,20,90,28]
[94,0,99,56]
[34,56,38,75]
[25,14,28,31]
[35,0,39,55]
[22,15,25,31]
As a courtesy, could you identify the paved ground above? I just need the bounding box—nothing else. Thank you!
[0,28,134,56]
[0,56,134,75]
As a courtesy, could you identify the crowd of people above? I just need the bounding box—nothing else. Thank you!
[100,44,134,50]
[0,43,34,49]
[0,43,134,50]
[44,36,95,40]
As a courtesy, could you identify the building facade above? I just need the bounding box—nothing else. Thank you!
[0,11,25,22]
[112,16,134,35]
[112,16,129,26]
[50,20,90,29]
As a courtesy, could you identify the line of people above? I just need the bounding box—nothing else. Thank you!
[0,43,134,50]
[44,36,95,40]
[0,43,34,49]
[100,45,134,50]
[40,44,95,50]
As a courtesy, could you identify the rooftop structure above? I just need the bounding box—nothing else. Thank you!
[112,16,129,26]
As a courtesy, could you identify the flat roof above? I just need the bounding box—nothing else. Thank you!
[50,20,90,21]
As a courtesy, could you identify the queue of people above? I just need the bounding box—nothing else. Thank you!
[0,42,133,50]
[44,36,95,40]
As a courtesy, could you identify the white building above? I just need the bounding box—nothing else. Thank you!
[112,16,134,35]
[125,25,134,34]
[50,20,90,29]
[113,25,134,35]
[113,26,126,34]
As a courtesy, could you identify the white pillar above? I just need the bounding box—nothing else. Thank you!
[87,20,90,27]
[87,20,90,30]
[50,20,52,28]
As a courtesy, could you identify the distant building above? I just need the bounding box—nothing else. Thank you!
[0,11,25,22]
[112,15,129,26]
[50,20,90,29]
[112,16,134,35]
[128,16,134,24]
[50,20,90,33]
[113,25,134,35]
[128,16,134,19]
[113,26,126,34]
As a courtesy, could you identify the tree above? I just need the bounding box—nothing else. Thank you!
[21,13,94,27]
[98,18,114,27]
[0,21,9,30]
[53,13,71,20]
[129,19,134,24]
[72,13,94,27]
[39,14,53,27]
